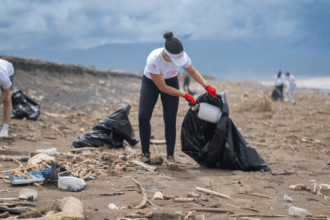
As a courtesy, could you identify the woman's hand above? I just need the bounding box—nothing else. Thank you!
[183,92,196,105]
[205,85,217,97]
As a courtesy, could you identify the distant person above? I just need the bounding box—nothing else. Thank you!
[139,31,217,168]
[0,58,15,137]
[285,72,296,103]
[273,71,285,101]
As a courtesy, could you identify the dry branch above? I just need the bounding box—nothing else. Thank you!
[132,178,161,209]
[100,192,124,196]
[230,214,287,218]
[190,208,234,214]
[173,198,196,202]
[196,187,231,200]
[237,192,272,199]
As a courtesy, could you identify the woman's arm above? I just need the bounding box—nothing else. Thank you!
[150,73,185,97]
[184,64,206,86]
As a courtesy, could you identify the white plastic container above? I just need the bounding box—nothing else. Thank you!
[36,148,57,156]
[288,206,310,217]
[108,203,119,210]
[58,177,86,192]
[197,102,222,123]
[18,189,38,201]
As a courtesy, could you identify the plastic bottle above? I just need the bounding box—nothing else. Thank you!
[36,148,57,156]
[283,194,293,202]
[108,203,119,210]
[288,206,310,217]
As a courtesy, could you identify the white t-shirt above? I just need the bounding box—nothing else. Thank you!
[0,59,14,89]
[274,75,285,86]
[286,74,294,84]
[144,48,191,80]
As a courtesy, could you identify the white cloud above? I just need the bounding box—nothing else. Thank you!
[0,0,308,50]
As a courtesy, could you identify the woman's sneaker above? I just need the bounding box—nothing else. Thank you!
[139,152,151,165]
[166,155,178,170]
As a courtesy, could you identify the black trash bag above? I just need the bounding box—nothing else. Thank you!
[271,88,282,101]
[72,105,139,148]
[11,90,41,121]
[181,92,270,171]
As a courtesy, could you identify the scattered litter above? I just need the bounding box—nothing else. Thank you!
[58,177,86,192]
[153,192,164,200]
[283,194,293,202]
[18,189,37,201]
[187,193,201,197]
[288,206,311,217]
[0,189,10,193]
[0,150,31,161]
[108,203,119,210]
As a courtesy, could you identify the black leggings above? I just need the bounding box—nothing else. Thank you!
[139,75,179,156]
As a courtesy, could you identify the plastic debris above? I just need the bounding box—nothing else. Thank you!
[108,203,119,210]
[283,194,293,202]
[18,189,37,201]
[58,177,86,192]
[36,148,57,156]
[288,206,310,217]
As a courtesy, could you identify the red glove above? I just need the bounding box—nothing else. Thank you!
[205,85,217,97]
[183,92,196,105]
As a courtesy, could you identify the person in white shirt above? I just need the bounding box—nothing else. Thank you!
[274,71,285,101]
[139,31,217,168]
[0,59,15,137]
[285,72,296,103]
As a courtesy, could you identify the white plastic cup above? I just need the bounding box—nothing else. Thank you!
[288,206,310,217]
[197,102,222,123]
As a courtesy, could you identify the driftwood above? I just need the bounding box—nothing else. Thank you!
[230,214,287,218]
[125,212,153,218]
[184,211,195,220]
[237,192,272,199]
[173,198,196,202]
[196,187,232,200]
[243,207,259,212]
[0,202,36,207]
[271,170,296,175]
[163,195,180,200]
[17,210,43,218]
[133,161,156,172]
[0,198,20,202]
[190,208,234,214]
[69,147,97,153]
[100,192,124,196]
[0,212,10,218]
[150,140,166,145]
[132,178,161,209]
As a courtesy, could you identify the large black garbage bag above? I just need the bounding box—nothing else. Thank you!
[271,88,282,101]
[72,105,139,148]
[181,92,270,171]
[11,90,41,121]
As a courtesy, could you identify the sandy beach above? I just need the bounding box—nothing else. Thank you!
[0,55,329,220]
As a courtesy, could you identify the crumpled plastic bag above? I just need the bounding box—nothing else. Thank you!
[181,92,270,171]
[72,105,139,148]
[11,90,41,121]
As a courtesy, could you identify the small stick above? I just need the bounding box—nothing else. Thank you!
[152,143,159,156]
[237,192,272,199]
[0,198,20,202]
[230,214,287,218]
[133,161,156,172]
[196,187,231,200]
[163,195,180,200]
[100,192,124,196]
[132,178,161,209]
[150,140,166,145]
[173,198,196,202]
[290,150,302,185]
[184,211,195,220]
[190,208,234,214]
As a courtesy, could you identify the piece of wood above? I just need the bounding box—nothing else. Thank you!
[0,202,36,207]
[132,178,161,209]
[243,207,259,212]
[153,192,164,200]
[163,195,180,200]
[238,192,272,199]
[133,161,156,172]
[150,140,166,145]
[125,212,153,218]
[152,143,159,156]
[187,193,201,197]
[196,187,232,200]
[0,211,10,218]
[190,208,234,214]
[271,170,296,175]
[100,192,124,196]
[173,198,196,202]
[69,147,98,153]
[230,214,287,218]
[184,211,195,220]
[0,198,20,202]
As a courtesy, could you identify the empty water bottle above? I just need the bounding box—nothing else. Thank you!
[288,206,310,217]
[108,203,119,210]
[36,148,57,156]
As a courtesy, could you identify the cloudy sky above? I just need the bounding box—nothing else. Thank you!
[1,0,329,79]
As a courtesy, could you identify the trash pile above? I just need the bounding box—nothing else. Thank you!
[11,89,41,121]
[181,92,271,171]
[72,105,139,148]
